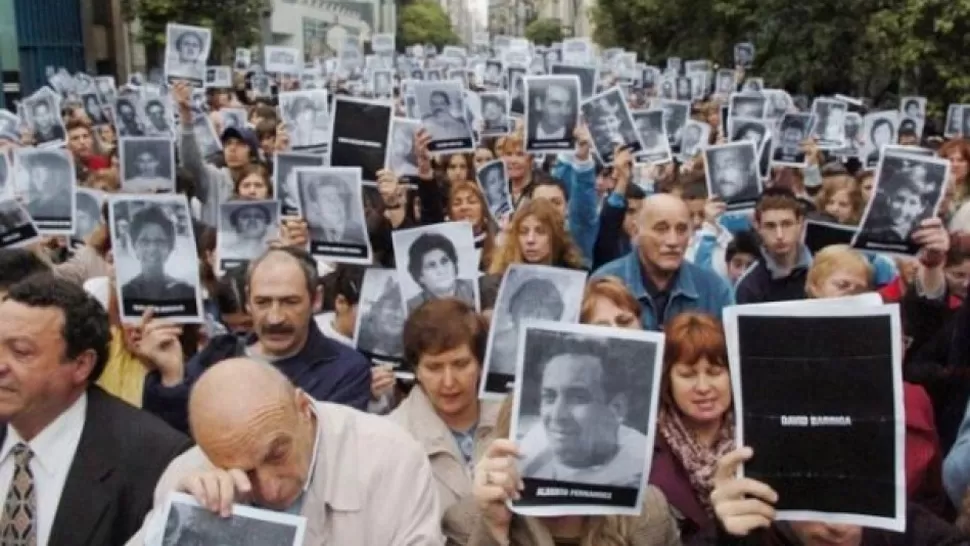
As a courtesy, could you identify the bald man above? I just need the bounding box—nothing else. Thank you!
[593,193,734,330]
[140,247,370,434]
[128,358,443,546]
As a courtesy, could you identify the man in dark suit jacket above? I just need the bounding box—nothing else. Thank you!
[0,274,191,546]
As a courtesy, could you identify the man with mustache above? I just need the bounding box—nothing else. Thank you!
[138,247,371,434]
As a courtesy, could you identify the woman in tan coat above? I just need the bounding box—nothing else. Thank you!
[443,396,683,546]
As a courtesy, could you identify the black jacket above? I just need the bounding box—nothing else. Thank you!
[735,249,810,305]
[4,387,192,546]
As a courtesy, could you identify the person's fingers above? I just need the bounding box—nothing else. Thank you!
[476,483,511,504]
[485,438,520,460]
[720,514,774,536]
[216,471,235,517]
[229,469,252,499]
[198,473,222,512]
[716,477,779,505]
[920,217,943,229]
[139,307,155,330]
[717,497,777,521]
[713,446,753,482]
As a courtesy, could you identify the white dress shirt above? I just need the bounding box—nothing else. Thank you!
[0,392,87,546]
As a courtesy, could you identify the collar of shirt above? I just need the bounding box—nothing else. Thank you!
[303,397,322,494]
[0,391,87,479]
[761,243,812,280]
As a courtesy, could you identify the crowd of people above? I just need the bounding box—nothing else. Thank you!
[4,32,970,546]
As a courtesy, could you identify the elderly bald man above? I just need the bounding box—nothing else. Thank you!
[127,358,444,546]
[593,192,734,330]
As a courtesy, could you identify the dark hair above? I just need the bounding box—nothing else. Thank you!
[539,337,626,400]
[508,277,564,318]
[625,182,646,200]
[681,175,709,201]
[403,298,487,372]
[870,118,894,140]
[429,90,451,105]
[332,264,365,306]
[129,205,175,246]
[407,232,458,284]
[247,247,319,298]
[229,203,271,231]
[76,192,101,219]
[65,118,91,134]
[175,30,204,51]
[755,186,804,221]
[5,274,110,382]
[726,230,760,262]
[215,266,248,315]
[0,249,51,292]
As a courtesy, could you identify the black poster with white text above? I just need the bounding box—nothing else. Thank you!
[329,98,392,185]
[733,311,903,530]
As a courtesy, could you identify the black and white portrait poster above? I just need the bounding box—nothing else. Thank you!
[0,197,40,249]
[484,60,503,88]
[703,141,762,210]
[678,120,710,161]
[108,194,204,324]
[234,48,252,70]
[204,66,232,89]
[524,75,580,153]
[295,167,372,264]
[119,137,175,193]
[265,46,300,75]
[220,107,247,131]
[216,200,280,272]
[550,64,597,100]
[279,90,330,150]
[114,96,146,137]
[480,265,587,398]
[476,159,513,223]
[729,93,767,121]
[741,78,764,93]
[899,96,926,129]
[730,118,771,171]
[273,152,326,216]
[811,98,849,149]
[658,100,691,151]
[508,67,527,114]
[724,303,904,532]
[329,96,392,185]
[734,42,755,68]
[631,110,672,164]
[391,221,481,313]
[143,98,172,137]
[353,268,408,373]
[715,69,736,96]
[561,38,593,66]
[480,91,511,136]
[509,320,663,516]
[23,92,66,147]
[835,112,863,159]
[12,147,75,234]
[81,92,108,126]
[945,104,963,139]
[771,113,815,168]
[852,151,950,255]
[385,117,421,183]
[862,112,900,170]
[581,87,644,164]
[372,69,393,98]
[163,23,211,86]
[190,113,222,158]
[157,492,305,546]
[74,187,104,242]
[413,81,475,153]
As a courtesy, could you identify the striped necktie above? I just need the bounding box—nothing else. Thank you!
[0,443,36,546]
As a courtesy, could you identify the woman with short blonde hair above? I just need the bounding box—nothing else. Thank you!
[805,244,873,298]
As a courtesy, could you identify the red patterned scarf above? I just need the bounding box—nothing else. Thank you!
[657,406,735,517]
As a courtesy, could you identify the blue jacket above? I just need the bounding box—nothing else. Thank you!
[142,322,371,434]
[594,250,736,331]
[553,154,599,266]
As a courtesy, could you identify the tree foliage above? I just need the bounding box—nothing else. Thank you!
[591,0,970,123]
[121,0,264,64]
[525,18,564,46]
[397,0,461,50]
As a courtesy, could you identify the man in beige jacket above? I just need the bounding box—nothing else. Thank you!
[126,357,444,546]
